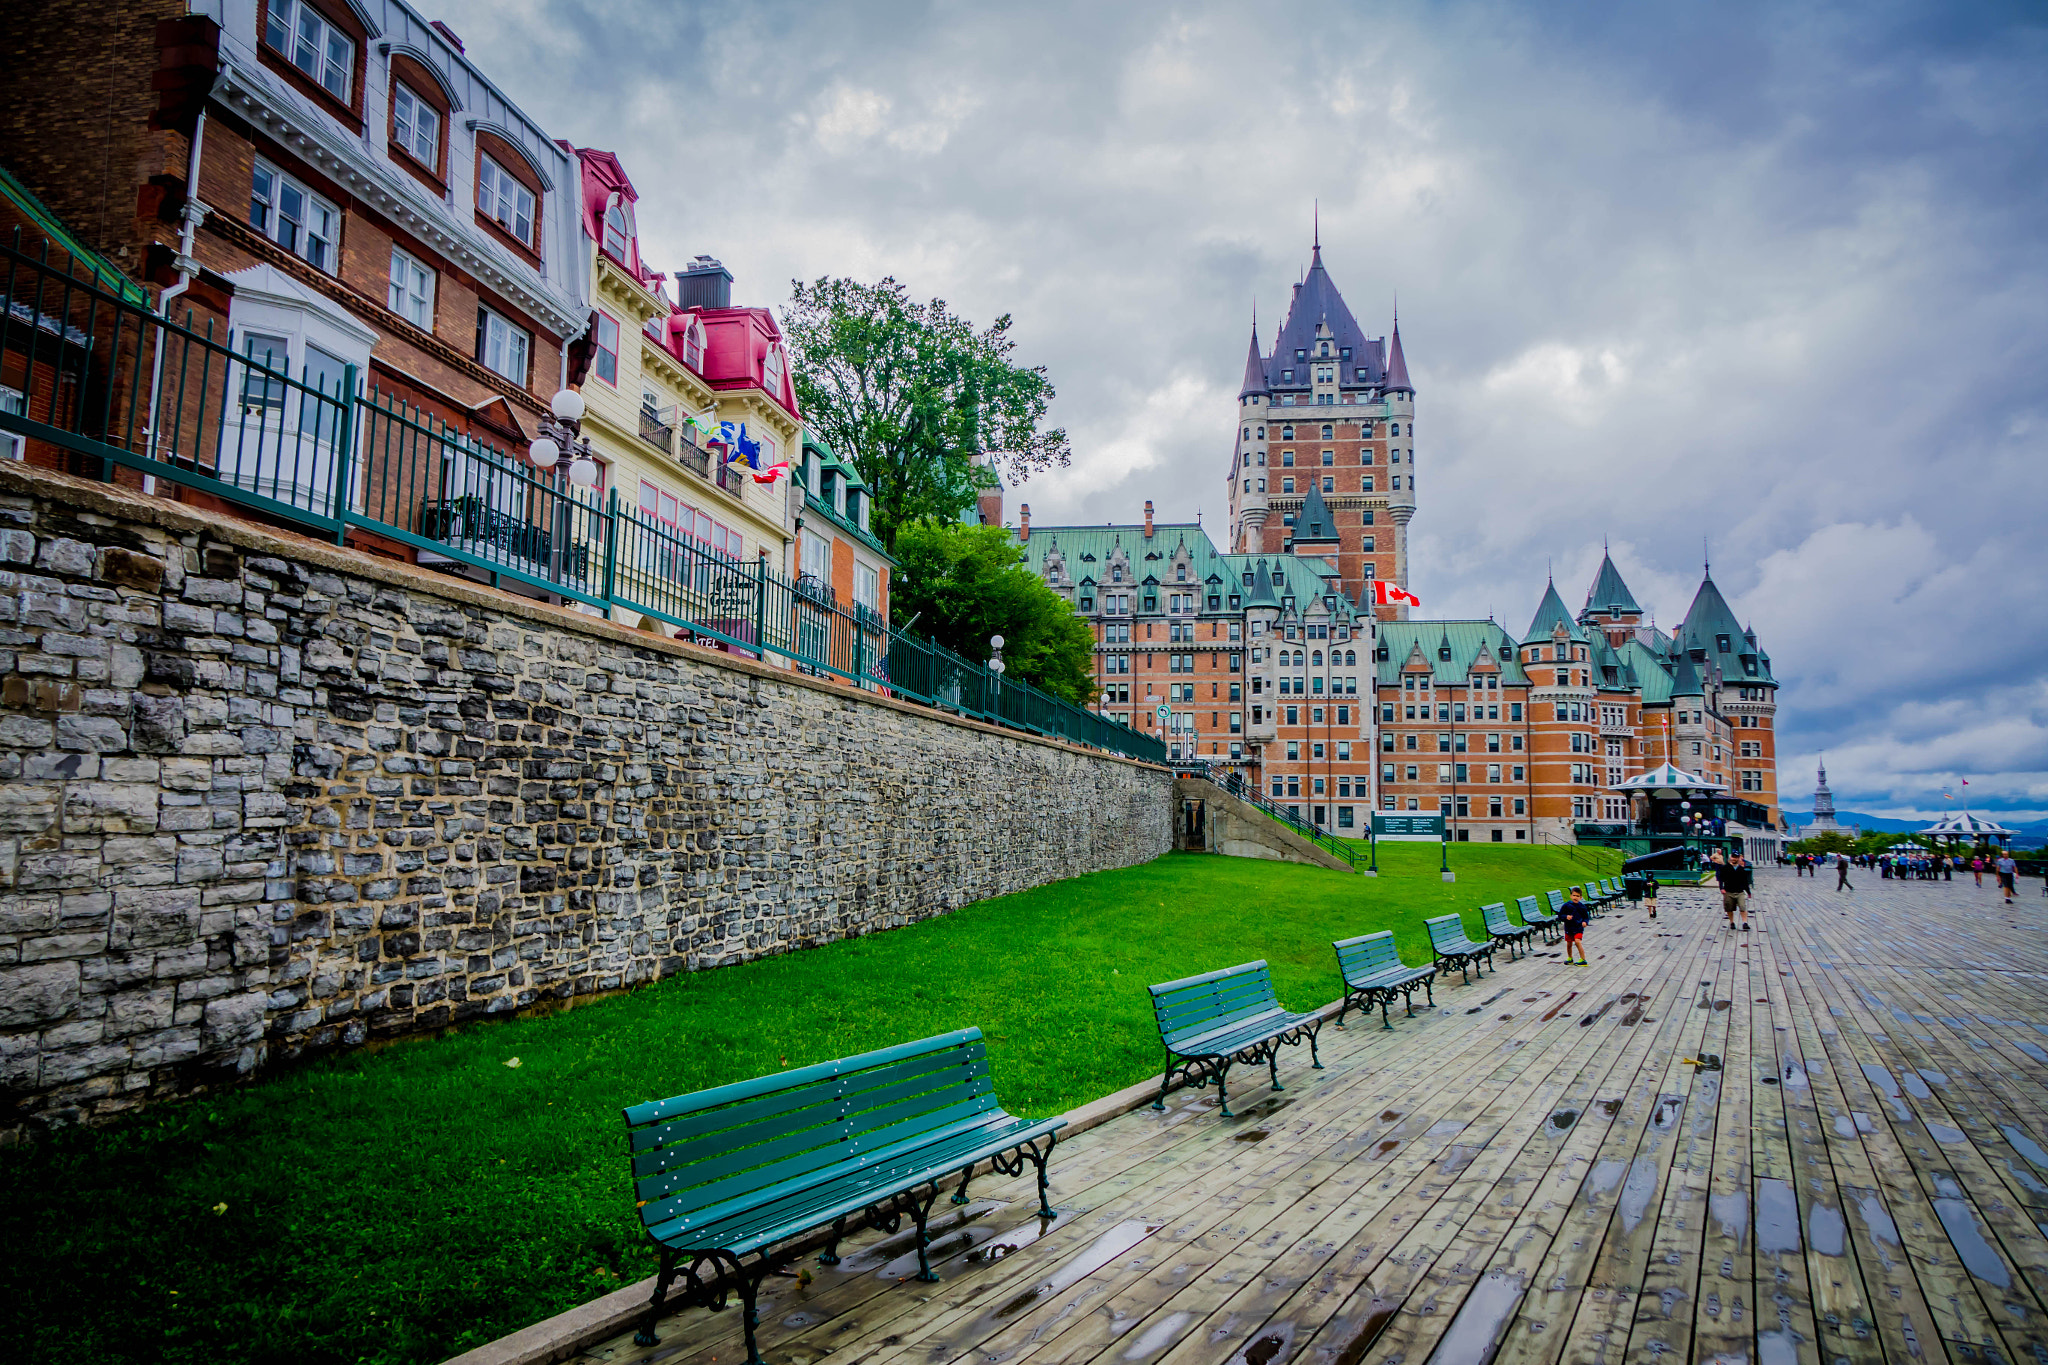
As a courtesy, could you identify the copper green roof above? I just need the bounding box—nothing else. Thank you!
[1522,580,1586,644]
[1582,551,1642,618]
[1013,523,1357,620]
[1621,639,1676,704]
[1374,620,1530,686]
[1677,574,1776,685]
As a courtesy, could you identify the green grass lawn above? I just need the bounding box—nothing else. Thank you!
[0,843,1620,1365]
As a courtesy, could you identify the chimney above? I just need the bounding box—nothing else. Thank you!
[1143,500,1154,538]
[676,255,733,310]
[1018,503,1030,541]
[430,19,464,50]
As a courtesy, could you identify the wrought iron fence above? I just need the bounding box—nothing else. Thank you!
[0,234,1164,765]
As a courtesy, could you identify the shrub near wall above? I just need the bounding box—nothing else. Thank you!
[0,464,1171,1134]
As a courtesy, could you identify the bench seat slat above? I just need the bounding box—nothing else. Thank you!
[624,1029,981,1129]
[647,1113,1065,1254]
[1169,1008,1318,1058]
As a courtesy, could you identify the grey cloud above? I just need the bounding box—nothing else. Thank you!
[438,0,2048,817]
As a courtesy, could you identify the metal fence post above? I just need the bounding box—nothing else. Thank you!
[754,558,767,661]
[330,364,357,543]
[602,485,619,605]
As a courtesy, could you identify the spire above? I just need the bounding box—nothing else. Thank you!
[1293,483,1337,542]
[1238,312,1268,398]
[1523,579,1584,644]
[1311,200,1321,266]
[1385,309,1412,393]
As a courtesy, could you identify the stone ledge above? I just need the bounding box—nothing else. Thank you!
[0,460,1163,776]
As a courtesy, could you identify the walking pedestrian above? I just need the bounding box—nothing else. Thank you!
[1719,856,1753,931]
[1996,851,2018,904]
[1972,855,1985,887]
[1560,887,1590,964]
[1836,851,1854,893]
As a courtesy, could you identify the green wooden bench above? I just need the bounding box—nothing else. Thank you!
[1480,901,1534,959]
[623,1028,1064,1362]
[1333,930,1436,1029]
[1586,880,1620,908]
[1517,893,1560,942]
[1545,888,1568,917]
[1425,913,1496,984]
[1149,960,1323,1117]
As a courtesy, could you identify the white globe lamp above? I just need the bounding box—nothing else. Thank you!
[529,436,560,470]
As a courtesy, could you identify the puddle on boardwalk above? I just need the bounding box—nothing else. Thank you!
[1932,1196,2011,1288]
[1381,1110,1405,1123]
[1808,1201,1848,1256]
[1119,1310,1194,1361]
[1710,1192,1749,1243]
[983,1219,1168,1325]
[1550,1108,1578,1131]
[1232,1130,1271,1144]
[831,1201,1008,1276]
[1860,1064,1915,1122]
[1757,1178,1802,1254]
[1425,1119,1467,1138]
[1232,1321,1296,1365]
[1901,1071,1933,1100]
[1588,1160,1627,1197]
[1599,1099,1623,1118]
[1579,996,1621,1028]
[1857,1192,1900,1246]
[2006,1160,2048,1195]
[1330,1296,1401,1365]
[1619,1158,1660,1233]
[1540,991,1579,1022]
[1651,1095,1684,1131]
[1758,1329,1802,1365]
[1926,1121,1968,1145]
[1422,1271,1526,1365]
[2003,1125,2048,1169]
[1781,1057,1809,1089]
[2017,1041,2048,1064]
[1438,1144,1482,1177]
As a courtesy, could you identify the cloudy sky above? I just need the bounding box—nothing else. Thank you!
[442,0,2048,820]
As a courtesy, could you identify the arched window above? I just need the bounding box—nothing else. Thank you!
[762,343,788,396]
[602,194,636,262]
[1280,425,1294,440]
[679,315,705,370]
[1320,424,1332,439]
[1345,650,1356,665]
[1312,651,1323,666]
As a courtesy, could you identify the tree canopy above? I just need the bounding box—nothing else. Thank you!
[889,522,1095,706]
[783,277,1070,549]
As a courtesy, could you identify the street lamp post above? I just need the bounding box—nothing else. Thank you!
[988,634,1006,718]
[527,389,599,594]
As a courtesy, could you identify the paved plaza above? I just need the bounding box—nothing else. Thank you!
[572,868,2048,1365]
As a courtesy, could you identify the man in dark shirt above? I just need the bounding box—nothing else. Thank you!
[1560,887,1590,964]
[1717,857,1752,932]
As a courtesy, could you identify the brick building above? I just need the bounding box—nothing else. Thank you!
[1012,234,1787,850]
[1,0,587,569]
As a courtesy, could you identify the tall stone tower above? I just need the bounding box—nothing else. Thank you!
[1225,230,1415,620]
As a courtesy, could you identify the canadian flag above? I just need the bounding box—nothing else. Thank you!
[1372,580,1422,608]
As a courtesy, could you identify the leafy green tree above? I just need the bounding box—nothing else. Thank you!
[1787,831,1856,855]
[890,523,1095,705]
[784,277,1070,549]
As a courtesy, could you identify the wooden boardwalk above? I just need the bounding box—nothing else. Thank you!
[572,870,2048,1365]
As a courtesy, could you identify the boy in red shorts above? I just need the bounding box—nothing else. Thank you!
[1560,886,1589,965]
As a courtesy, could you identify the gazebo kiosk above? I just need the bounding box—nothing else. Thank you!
[1610,762,1741,861]
[1918,811,2017,851]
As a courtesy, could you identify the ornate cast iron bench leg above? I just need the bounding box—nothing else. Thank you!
[1267,1044,1285,1092]
[1309,1021,1324,1068]
[818,1215,848,1265]
[635,1247,680,1347]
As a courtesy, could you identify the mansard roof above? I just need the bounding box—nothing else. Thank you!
[1582,550,1642,618]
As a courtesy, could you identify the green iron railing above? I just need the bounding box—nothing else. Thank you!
[0,234,1164,766]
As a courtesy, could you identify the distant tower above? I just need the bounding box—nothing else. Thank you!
[1805,758,1847,835]
[1226,227,1411,617]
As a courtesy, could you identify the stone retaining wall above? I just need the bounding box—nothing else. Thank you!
[0,464,1172,1134]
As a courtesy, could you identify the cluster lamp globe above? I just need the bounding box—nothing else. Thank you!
[529,436,560,470]
[550,389,586,422]
[569,455,598,487]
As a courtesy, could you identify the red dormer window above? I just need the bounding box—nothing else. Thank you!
[679,316,705,371]
[762,342,786,397]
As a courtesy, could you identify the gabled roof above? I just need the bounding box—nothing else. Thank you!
[1246,558,1281,609]
[1582,550,1642,618]
[1374,621,1534,687]
[1522,580,1586,644]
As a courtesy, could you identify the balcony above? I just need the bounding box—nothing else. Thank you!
[676,432,710,478]
[638,406,675,454]
[418,497,591,583]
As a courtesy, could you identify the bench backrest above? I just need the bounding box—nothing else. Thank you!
[1334,930,1405,983]
[1600,878,1616,894]
[1546,889,1566,912]
[1581,883,1600,900]
[1150,960,1282,1049]
[1517,895,1545,919]
[623,1028,999,1243]
[1481,902,1514,934]
[1425,914,1475,951]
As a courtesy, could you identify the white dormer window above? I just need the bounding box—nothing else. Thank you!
[602,194,635,261]
[477,155,535,245]
[680,316,705,370]
[763,342,787,395]
[265,0,353,103]
[391,85,438,167]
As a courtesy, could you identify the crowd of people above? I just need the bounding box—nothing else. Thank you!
[1779,848,2028,902]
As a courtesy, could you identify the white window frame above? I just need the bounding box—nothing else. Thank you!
[264,0,354,103]
[0,386,25,461]
[477,155,535,246]
[602,194,635,261]
[478,305,531,384]
[250,158,339,273]
[802,528,831,581]
[391,83,438,168]
[387,245,434,329]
